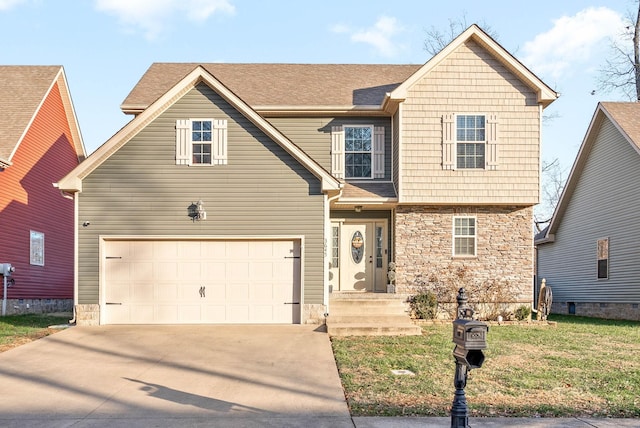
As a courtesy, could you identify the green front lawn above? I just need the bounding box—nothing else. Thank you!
[332,315,640,417]
[0,313,71,352]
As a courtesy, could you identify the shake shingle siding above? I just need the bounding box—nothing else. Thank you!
[77,83,325,305]
[538,118,640,302]
[400,40,541,204]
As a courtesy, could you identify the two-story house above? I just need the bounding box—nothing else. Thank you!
[57,25,556,326]
[0,66,85,315]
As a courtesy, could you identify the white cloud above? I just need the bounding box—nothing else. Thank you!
[95,0,235,40]
[0,0,26,11]
[339,16,404,57]
[522,7,626,80]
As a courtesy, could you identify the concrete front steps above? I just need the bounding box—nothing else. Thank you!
[326,293,423,337]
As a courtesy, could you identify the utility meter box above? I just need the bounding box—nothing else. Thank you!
[452,318,489,369]
[0,263,15,277]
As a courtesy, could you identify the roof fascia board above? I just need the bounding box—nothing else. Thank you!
[388,25,557,106]
[56,67,87,160]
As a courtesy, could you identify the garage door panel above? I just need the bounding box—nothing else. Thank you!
[132,282,154,302]
[104,239,300,324]
[130,305,154,323]
[202,305,226,322]
[178,305,202,323]
[157,283,179,300]
[132,262,153,282]
[203,262,226,278]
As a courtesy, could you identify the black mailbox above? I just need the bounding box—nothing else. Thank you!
[452,318,488,369]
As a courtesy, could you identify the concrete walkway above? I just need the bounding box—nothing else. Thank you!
[0,325,636,427]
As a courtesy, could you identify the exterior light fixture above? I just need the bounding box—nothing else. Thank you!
[354,205,363,213]
[188,200,207,221]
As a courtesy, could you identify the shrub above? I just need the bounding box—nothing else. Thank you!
[411,263,519,321]
[409,290,438,320]
[515,305,531,321]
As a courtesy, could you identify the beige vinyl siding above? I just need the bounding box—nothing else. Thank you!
[77,83,325,305]
[267,117,392,180]
[538,118,640,302]
[400,39,541,204]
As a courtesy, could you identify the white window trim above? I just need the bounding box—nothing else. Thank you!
[452,216,477,258]
[331,125,385,179]
[176,118,227,166]
[597,237,609,280]
[443,113,498,171]
[30,230,44,266]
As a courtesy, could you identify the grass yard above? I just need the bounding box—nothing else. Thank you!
[0,313,72,353]
[332,315,640,418]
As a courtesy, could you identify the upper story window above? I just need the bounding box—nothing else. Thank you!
[175,119,227,166]
[442,114,498,170]
[191,120,212,164]
[453,217,476,257]
[331,125,385,179]
[345,126,373,178]
[456,115,485,169]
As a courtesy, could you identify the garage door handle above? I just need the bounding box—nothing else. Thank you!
[284,302,300,305]
[284,256,301,259]
[106,302,122,305]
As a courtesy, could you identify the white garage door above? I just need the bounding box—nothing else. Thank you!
[103,239,301,324]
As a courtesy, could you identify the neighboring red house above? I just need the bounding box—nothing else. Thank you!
[0,66,85,315]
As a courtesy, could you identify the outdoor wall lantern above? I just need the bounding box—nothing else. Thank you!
[188,200,207,221]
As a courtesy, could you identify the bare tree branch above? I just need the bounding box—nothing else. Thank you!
[597,2,640,100]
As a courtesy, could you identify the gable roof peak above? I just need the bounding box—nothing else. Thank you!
[387,24,557,108]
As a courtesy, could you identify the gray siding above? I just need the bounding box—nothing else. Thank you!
[78,83,325,305]
[267,116,392,180]
[538,118,640,302]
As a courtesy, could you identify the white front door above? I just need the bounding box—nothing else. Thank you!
[331,220,388,292]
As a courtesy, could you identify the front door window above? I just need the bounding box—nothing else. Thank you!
[331,220,388,292]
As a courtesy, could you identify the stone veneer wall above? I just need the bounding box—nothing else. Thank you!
[2,298,73,316]
[394,205,533,304]
[552,301,640,321]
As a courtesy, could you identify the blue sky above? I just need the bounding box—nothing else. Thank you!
[0,0,635,175]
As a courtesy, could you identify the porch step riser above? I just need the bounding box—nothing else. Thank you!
[327,315,411,323]
[326,295,421,337]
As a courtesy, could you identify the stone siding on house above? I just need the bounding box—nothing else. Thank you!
[394,205,533,305]
[552,301,640,321]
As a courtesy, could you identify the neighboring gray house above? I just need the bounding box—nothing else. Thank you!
[536,102,640,321]
[57,25,557,326]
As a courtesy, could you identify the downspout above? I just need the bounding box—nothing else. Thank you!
[54,183,78,323]
[69,192,78,324]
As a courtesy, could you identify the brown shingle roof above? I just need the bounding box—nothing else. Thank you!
[601,102,640,151]
[121,63,422,112]
[0,66,62,162]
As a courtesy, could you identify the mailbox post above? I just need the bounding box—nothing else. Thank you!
[451,288,489,428]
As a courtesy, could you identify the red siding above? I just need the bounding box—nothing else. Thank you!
[0,82,79,299]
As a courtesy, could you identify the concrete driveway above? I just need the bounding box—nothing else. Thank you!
[0,324,352,427]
